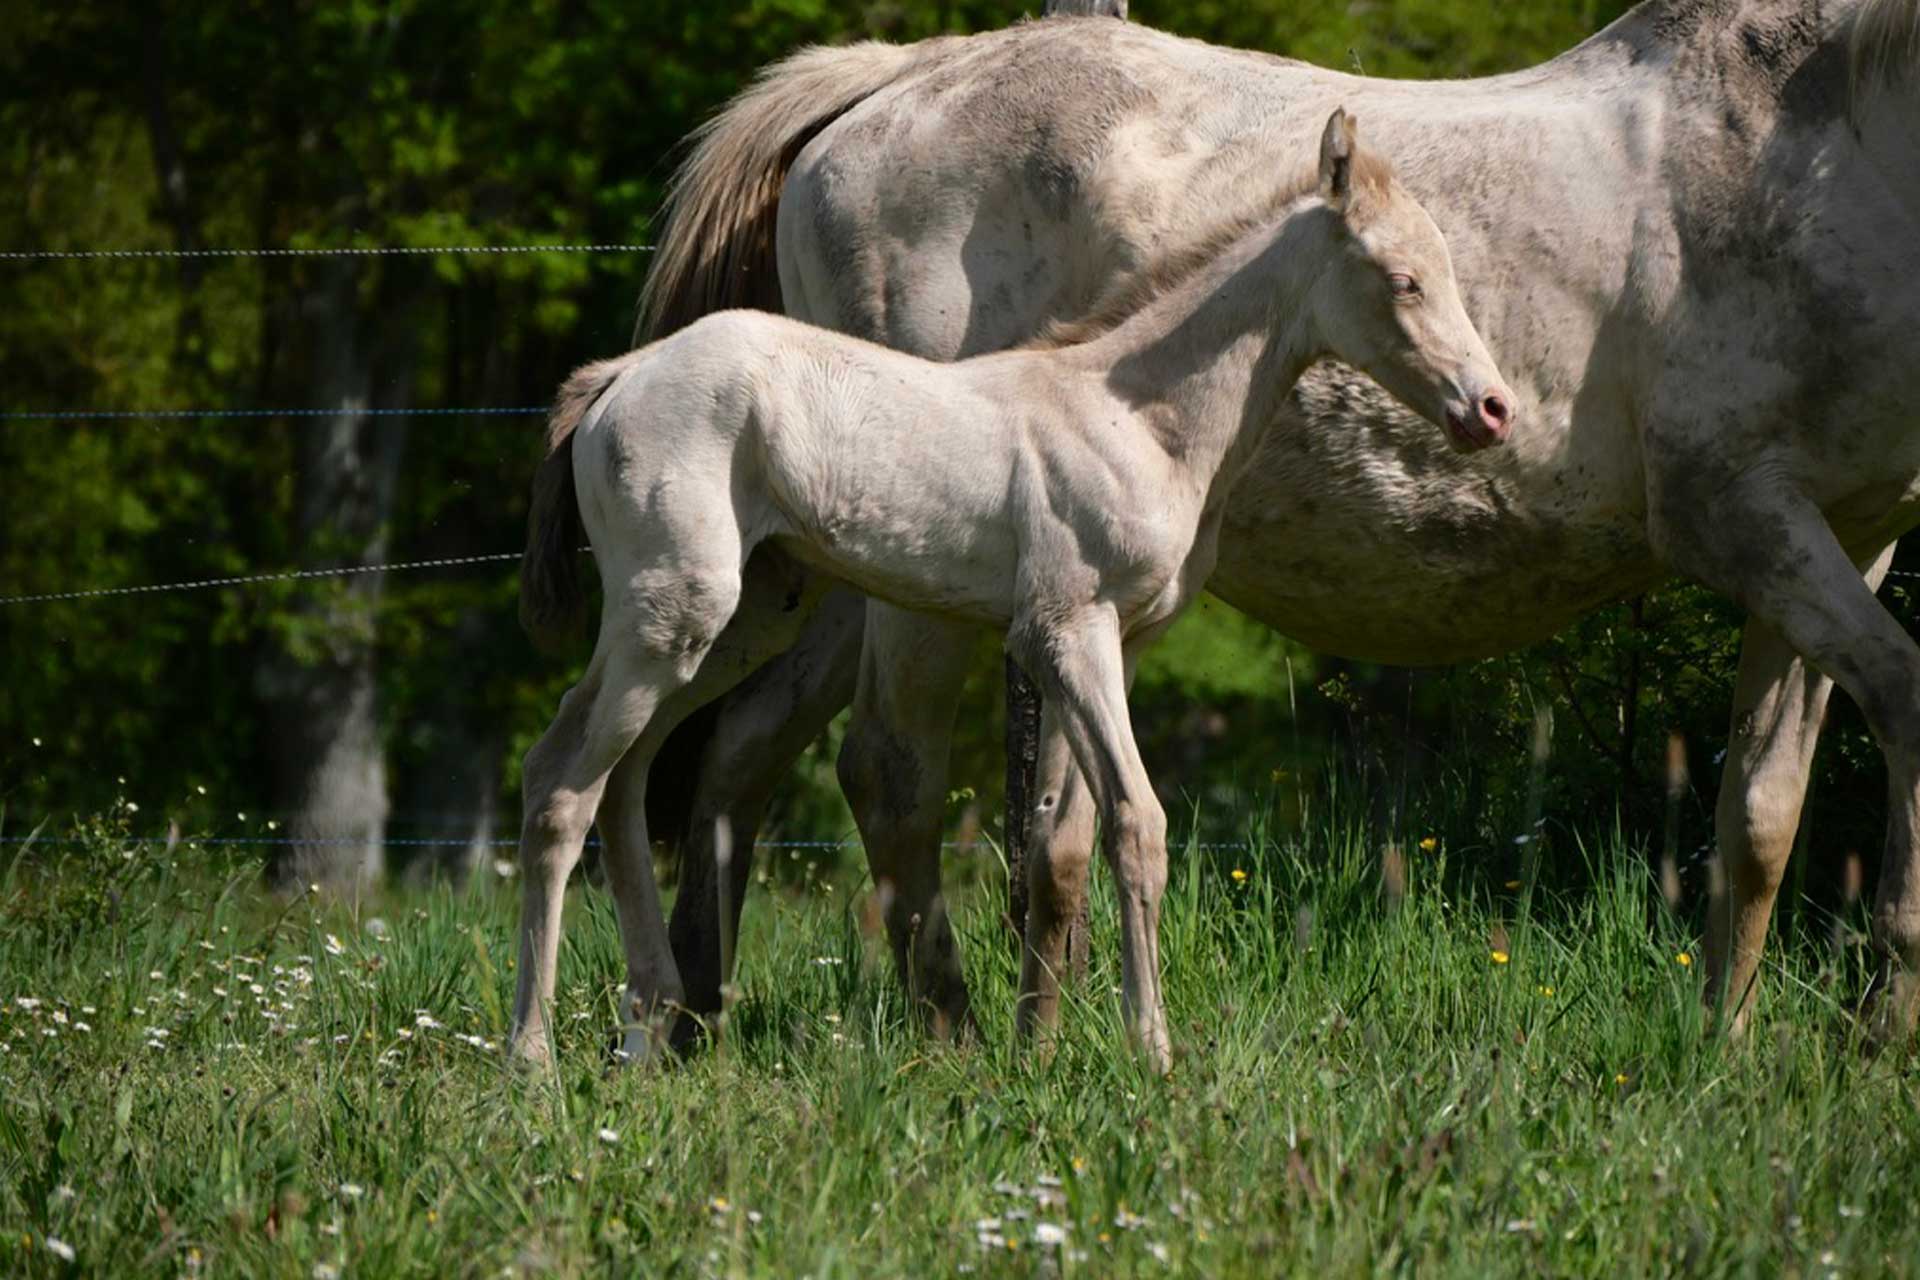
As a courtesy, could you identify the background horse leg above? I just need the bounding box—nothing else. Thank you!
[1658,474,1920,1041]
[1015,721,1096,1044]
[662,588,865,1045]
[837,604,978,1036]
[1707,544,1895,1032]
[1017,610,1172,1070]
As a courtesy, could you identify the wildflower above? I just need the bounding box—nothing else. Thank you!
[31,737,41,747]
[598,1128,620,1145]
[1536,985,1555,998]
[1270,767,1288,783]
[414,1013,442,1030]
[1674,951,1693,968]
[1490,950,1510,965]
[196,785,207,795]
[126,801,140,814]
[493,859,517,879]
[1230,868,1248,884]
[1035,1223,1068,1247]
[313,1265,341,1280]
[709,1196,732,1215]
[338,1183,365,1199]
[1418,836,1438,853]
[46,1237,76,1262]
[1071,1156,1087,1174]
[73,1022,91,1034]
[1614,1073,1630,1085]
[1504,879,1523,890]
[324,935,346,957]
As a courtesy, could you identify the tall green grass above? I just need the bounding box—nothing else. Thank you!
[1,795,1915,1277]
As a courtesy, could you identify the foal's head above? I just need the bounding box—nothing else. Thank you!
[1305,110,1514,449]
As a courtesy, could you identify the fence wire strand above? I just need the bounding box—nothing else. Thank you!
[2,407,545,421]
[0,551,526,607]
[1,244,653,261]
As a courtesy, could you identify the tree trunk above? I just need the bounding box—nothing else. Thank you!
[259,261,410,893]
[395,610,505,886]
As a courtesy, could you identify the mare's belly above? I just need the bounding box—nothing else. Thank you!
[1208,395,1657,666]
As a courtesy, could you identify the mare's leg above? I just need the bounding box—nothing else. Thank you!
[663,588,866,1041]
[1654,470,1920,1041]
[1015,609,1172,1070]
[1707,544,1895,1032]
[1015,718,1096,1042]
[836,603,979,1035]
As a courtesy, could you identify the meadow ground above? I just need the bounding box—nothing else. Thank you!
[3,800,1918,1278]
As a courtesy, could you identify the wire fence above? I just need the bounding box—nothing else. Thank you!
[2,243,652,260]
[1,407,546,420]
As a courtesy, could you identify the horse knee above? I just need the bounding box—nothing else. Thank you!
[1107,803,1168,899]
[1717,784,1800,894]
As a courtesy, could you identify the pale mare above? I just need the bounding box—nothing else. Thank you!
[622,0,1920,1046]
[508,113,1514,1068]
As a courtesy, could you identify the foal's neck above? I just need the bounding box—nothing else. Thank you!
[1075,204,1329,495]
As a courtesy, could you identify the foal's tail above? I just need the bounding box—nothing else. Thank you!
[635,38,945,343]
[519,355,638,651]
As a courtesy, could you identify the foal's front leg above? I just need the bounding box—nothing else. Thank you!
[1017,609,1172,1071]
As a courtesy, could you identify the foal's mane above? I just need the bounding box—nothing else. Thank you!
[1849,0,1920,108]
[1022,150,1393,353]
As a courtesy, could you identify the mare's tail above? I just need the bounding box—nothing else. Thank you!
[635,39,942,342]
[519,356,638,651]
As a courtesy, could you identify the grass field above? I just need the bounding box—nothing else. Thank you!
[3,799,1918,1278]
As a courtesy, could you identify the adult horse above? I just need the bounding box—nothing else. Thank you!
[595,0,1920,1046]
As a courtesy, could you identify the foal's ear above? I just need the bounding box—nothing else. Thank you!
[1317,108,1359,213]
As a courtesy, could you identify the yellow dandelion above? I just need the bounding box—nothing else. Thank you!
[1071,1156,1087,1174]
[1418,836,1438,853]
[1490,950,1510,965]
[1614,1072,1630,1085]
[1504,879,1523,890]
[1674,951,1693,967]
[1230,868,1248,884]
[1536,985,1555,998]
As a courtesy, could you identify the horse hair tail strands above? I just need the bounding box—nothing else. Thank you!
[1849,0,1920,115]
[518,356,634,651]
[635,39,941,343]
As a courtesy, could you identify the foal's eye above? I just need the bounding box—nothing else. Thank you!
[1388,273,1422,300]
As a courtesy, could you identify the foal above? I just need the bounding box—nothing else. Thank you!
[510,110,1514,1069]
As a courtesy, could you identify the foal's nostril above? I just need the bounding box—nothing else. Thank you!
[1481,393,1510,427]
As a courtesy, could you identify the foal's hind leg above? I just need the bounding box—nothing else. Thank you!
[837,604,979,1036]
[1014,608,1172,1070]
[508,571,743,1067]
[1706,544,1894,1033]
